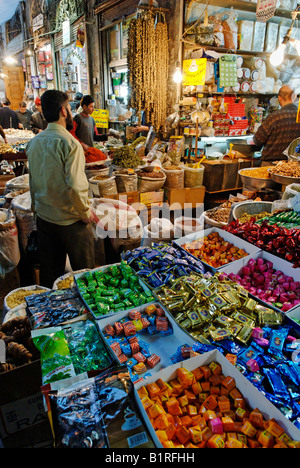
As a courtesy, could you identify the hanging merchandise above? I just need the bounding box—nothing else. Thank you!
[219,55,238,87]
[128,11,169,131]
[222,8,238,50]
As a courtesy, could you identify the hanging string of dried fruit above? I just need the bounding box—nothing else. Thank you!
[128,16,144,120]
[128,11,169,132]
[154,18,168,132]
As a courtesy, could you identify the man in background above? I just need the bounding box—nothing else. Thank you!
[16,101,33,130]
[71,95,108,151]
[253,85,300,166]
[26,90,96,288]
[30,97,47,134]
[0,98,20,129]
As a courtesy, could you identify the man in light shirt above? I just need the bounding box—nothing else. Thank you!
[26,90,96,288]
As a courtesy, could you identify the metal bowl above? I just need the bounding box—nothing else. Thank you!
[269,172,300,185]
[238,167,279,189]
[232,201,273,221]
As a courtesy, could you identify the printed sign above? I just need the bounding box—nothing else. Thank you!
[256,0,277,22]
[182,59,207,86]
[92,109,109,129]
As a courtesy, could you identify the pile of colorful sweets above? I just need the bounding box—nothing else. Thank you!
[221,257,300,312]
[192,324,300,430]
[138,362,300,448]
[223,220,300,268]
[153,273,300,426]
[103,304,173,381]
[25,288,87,329]
[154,273,283,346]
[75,262,154,317]
[181,232,249,269]
[32,320,112,385]
[256,210,300,229]
[48,367,154,448]
[122,243,207,289]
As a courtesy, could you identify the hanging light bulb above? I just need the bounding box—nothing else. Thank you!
[173,61,183,84]
[270,42,287,67]
[4,56,17,65]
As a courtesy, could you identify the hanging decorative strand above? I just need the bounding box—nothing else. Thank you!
[128,10,169,131]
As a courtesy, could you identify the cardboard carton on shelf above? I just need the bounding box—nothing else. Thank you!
[164,186,205,208]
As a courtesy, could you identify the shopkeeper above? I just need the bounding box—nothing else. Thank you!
[252,85,300,166]
[16,101,33,130]
[71,95,108,151]
[26,90,96,288]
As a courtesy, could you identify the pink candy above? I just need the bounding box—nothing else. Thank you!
[247,358,260,372]
[210,417,223,434]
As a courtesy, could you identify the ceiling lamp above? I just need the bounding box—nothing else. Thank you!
[270,7,300,67]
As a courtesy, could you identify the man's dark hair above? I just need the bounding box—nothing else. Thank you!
[2,98,10,106]
[19,101,27,108]
[81,95,94,107]
[41,90,69,122]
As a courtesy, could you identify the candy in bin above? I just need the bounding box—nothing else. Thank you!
[147,325,159,336]
[114,322,124,336]
[133,352,147,363]
[132,319,143,332]
[156,307,165,316]
[147,354,161,368]
[126,357,138,369]
[130,340,140,355]
[121,343,131,356]
[156,316,169,331]
[128,336,139,345]
[141,317,150,328]
[110,341,122,356]
[118,353,128,364]
[123,321,136,337]
[104,324,115,337]
[129,309,142,320]
[133,362,147,375]
[145,304,157,316]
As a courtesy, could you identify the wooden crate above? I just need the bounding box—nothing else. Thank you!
[203,159,255,193]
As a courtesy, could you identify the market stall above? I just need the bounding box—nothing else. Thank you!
[0,174,300,448]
